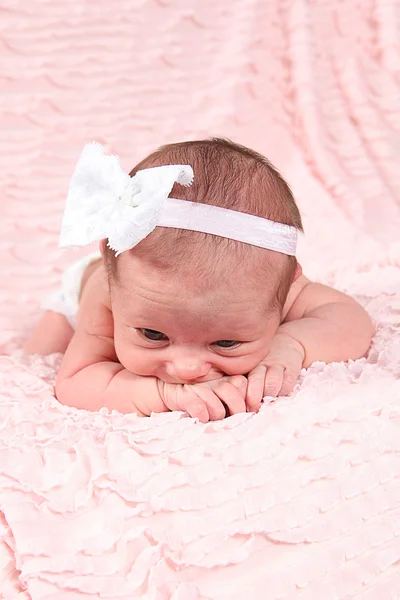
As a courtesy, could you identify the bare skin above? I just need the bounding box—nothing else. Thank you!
[23,257,102,355]
[23,250,375,422]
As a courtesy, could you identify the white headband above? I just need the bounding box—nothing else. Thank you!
[59,142,298,256]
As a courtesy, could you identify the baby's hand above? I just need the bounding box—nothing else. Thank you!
[159,375,248,423]
[246,332,305,413]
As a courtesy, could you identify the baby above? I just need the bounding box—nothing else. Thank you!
[24,138,375,422]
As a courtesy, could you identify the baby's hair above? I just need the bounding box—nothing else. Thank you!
[105,138,303,311]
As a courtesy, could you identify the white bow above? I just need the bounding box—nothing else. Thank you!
[59,142,194,255]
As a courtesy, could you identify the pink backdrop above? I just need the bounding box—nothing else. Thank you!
[1,0,399,350]
[1,2,400,599]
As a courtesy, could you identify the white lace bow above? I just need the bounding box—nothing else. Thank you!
[59,142,194,255]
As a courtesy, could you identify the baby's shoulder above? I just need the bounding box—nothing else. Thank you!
[76,263,113,337]
[281,273,311,323]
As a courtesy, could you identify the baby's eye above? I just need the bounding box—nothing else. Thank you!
[140,328,168,341]
[214,340,240,348]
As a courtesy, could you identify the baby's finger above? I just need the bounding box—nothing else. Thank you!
[263,364,285,398]
[179,388,210,423]
[279,369,300,397]
[213,381,247,417]
[246,365,267,413]
[225,375,248,396]
[192,386,226,421]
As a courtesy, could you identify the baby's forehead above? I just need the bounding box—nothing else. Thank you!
[117,275,262,315]
[114,256,280,331]
[115,246,285,305]
[116,285,276,341]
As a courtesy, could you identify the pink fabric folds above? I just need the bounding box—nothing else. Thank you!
[0,0,399,598]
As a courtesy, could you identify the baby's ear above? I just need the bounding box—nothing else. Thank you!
[99,239,107,258]
[294,261,303,281]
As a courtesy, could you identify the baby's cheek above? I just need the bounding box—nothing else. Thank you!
[113,332,152,376]
[218,352,266,376]
[220,336,276,374]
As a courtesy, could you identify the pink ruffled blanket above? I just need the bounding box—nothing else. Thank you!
[1,1,399,598]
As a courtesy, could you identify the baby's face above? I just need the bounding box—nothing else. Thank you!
[109,254,281,384]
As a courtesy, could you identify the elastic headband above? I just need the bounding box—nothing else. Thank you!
[59,142,298,256]
[158,198,297,255]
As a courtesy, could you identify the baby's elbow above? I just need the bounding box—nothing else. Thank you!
[55,373,88,409]
[54,375,75,407]
[347,307,375,360]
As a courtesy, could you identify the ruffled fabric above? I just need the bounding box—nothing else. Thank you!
[0,281,399,599]
[1,0,400,598]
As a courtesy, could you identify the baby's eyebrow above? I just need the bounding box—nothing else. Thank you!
[125,321,163,330]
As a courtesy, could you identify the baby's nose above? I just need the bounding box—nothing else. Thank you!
[166,357,211,383]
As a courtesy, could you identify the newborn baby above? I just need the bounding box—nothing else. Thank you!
[24,138,374,422]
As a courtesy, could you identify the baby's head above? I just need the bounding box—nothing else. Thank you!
[102,138,303,383]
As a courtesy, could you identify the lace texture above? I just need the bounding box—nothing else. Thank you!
[59,143,298,257]
[59,142,194,256]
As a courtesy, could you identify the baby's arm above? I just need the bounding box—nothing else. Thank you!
[280,277,375,366]
[55,273,247,421]
[55,275,167,416]
[246,276,375,411]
